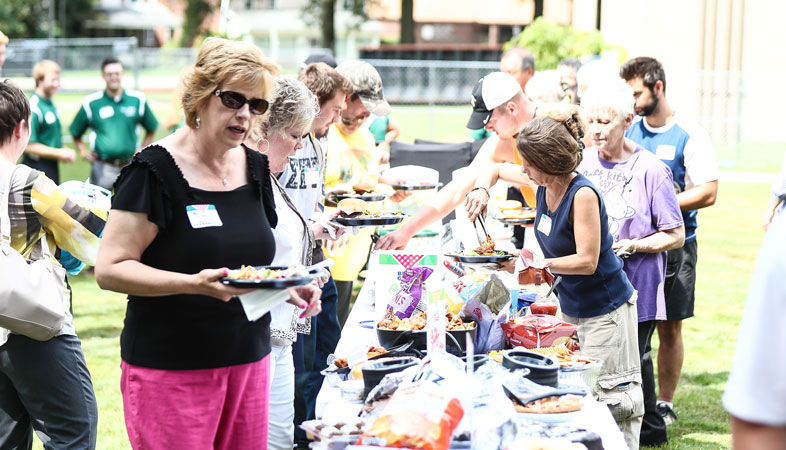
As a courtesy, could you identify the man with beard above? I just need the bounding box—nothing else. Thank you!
[23,60,76,184]
[620,56,719,446]
[280,61,352,448]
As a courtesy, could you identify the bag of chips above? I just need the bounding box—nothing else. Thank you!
[386,267,434,319]
[501,314,577,349]
[357,369,465,450]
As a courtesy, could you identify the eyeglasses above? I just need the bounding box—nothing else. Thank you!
[214,89,269,115]
[340,114,367,127]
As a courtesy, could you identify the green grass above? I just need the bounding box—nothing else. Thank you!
[34,181,768,449]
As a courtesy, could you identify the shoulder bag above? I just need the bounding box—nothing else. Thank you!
[0,166,67,343]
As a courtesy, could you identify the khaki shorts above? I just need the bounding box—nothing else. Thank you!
[562,293,644,423]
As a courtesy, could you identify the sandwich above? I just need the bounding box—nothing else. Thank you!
[337,198,368,218]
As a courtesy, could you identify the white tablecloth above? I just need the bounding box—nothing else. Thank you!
[315,266,629,450]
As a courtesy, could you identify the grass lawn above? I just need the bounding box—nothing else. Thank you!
[37,180,768,449]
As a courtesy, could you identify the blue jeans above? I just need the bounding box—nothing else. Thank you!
[0,334,98,450]
[294,276,340,443]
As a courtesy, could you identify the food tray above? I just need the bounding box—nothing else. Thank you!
[329,192,388,202]
[220,266,319,288]
[389,182,443,191]
[445,252,514,264]
[332,216,405,227]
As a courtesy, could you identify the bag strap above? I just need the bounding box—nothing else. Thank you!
[1,165,16,247]
[0,165,55,261]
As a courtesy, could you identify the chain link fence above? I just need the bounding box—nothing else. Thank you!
[4,38,778,170]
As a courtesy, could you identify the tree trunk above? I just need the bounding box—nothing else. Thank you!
[534,0,543,18]
[321,0,336,54]
[400,0,414,44]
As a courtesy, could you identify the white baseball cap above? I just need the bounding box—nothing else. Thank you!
[466,72,523,129]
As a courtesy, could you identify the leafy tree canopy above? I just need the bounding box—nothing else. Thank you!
[505,17,627,70]
[0,0,96,39]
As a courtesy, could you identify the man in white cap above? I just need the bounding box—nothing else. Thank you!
[376,71,538,250]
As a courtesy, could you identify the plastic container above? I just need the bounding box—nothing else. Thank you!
[530,294,558,316]
[559,357,603,390]
[502,348,560,387]
[337,379,365,402]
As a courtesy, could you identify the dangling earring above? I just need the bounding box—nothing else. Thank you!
[195,116,201,129]
[257,137,270,154]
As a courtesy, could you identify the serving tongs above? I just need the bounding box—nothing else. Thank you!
[473,214,492,248]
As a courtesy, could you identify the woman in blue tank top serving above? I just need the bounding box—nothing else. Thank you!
[516,109,644,449]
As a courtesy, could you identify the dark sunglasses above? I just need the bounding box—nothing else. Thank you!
[214,89,269,115]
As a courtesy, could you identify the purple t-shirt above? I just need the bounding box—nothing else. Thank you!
[578,146,684,321]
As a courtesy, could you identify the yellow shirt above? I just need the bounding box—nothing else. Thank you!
[324,125,377,281]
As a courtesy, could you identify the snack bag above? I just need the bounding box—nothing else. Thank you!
[386,267,434,319]
[358,370,465,450]
[517,250,554,286]
[501,314,577,349]
[459,273,510,353]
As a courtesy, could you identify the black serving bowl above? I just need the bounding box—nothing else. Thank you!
[361,356,419,397]
[375,325,476,356]
[502,348,560,387]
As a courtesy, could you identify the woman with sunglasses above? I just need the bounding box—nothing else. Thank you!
[245,77,337,449]
[95,38,321,449]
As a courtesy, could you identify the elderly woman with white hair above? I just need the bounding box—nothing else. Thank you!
[245,77,336,450]
[577,77,685,447]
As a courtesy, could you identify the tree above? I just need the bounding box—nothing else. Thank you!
[181,0,214,47]
[400,0,414,44]
[302,0,370,54]
[0,0,96,38]
[504,17,626,70]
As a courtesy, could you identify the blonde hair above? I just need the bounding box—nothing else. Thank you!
[517,105,585,176]
[32,60,60,87]
[181,37,280,129]
[258,77,319,138]
[0,30,8,46]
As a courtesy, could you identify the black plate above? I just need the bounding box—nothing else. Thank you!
[221,265,319,289]
[390,182,443,191]
[332,216,405,227]
[328,192,388,202]
[498,217,535,225]
[445,252,515,263]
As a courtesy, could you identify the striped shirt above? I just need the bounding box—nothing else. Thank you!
[3,164,107,340]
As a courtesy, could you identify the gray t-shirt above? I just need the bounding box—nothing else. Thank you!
[276,135,324,220]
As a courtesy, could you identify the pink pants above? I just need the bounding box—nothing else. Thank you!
[120,356,270,450]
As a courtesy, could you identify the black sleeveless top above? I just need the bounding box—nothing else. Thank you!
[112,145,278,370]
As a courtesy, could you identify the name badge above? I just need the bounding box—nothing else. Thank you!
[186,204,223,229]
[45,111,57,124]
[655,145,676,161]
[537,213,552,236]
[99,105,115,119]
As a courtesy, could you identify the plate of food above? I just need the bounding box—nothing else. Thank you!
[446,238,514,263]
[221,265,319,288]
[514,394,585,424]
[331,198,405,227]
[389,181,443,191]
[328,182,388,202]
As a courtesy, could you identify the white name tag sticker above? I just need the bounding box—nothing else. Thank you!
[537,213,552,236]
[186,204,223,229]
[99,105,115,119]
[655,145,676,161]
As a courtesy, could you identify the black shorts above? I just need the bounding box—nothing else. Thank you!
[663,239,698,321]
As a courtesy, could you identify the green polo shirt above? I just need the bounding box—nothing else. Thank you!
[30,93,62,148]
[69,89,158,161]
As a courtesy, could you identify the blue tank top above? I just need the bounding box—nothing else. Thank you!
[534,173,633,318]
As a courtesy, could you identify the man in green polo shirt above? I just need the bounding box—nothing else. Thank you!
[70,57,158,189]
[23,60,76,184]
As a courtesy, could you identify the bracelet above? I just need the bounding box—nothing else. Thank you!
[467,186,489,197]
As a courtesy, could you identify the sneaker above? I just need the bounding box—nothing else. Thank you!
[656,401,677,425]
